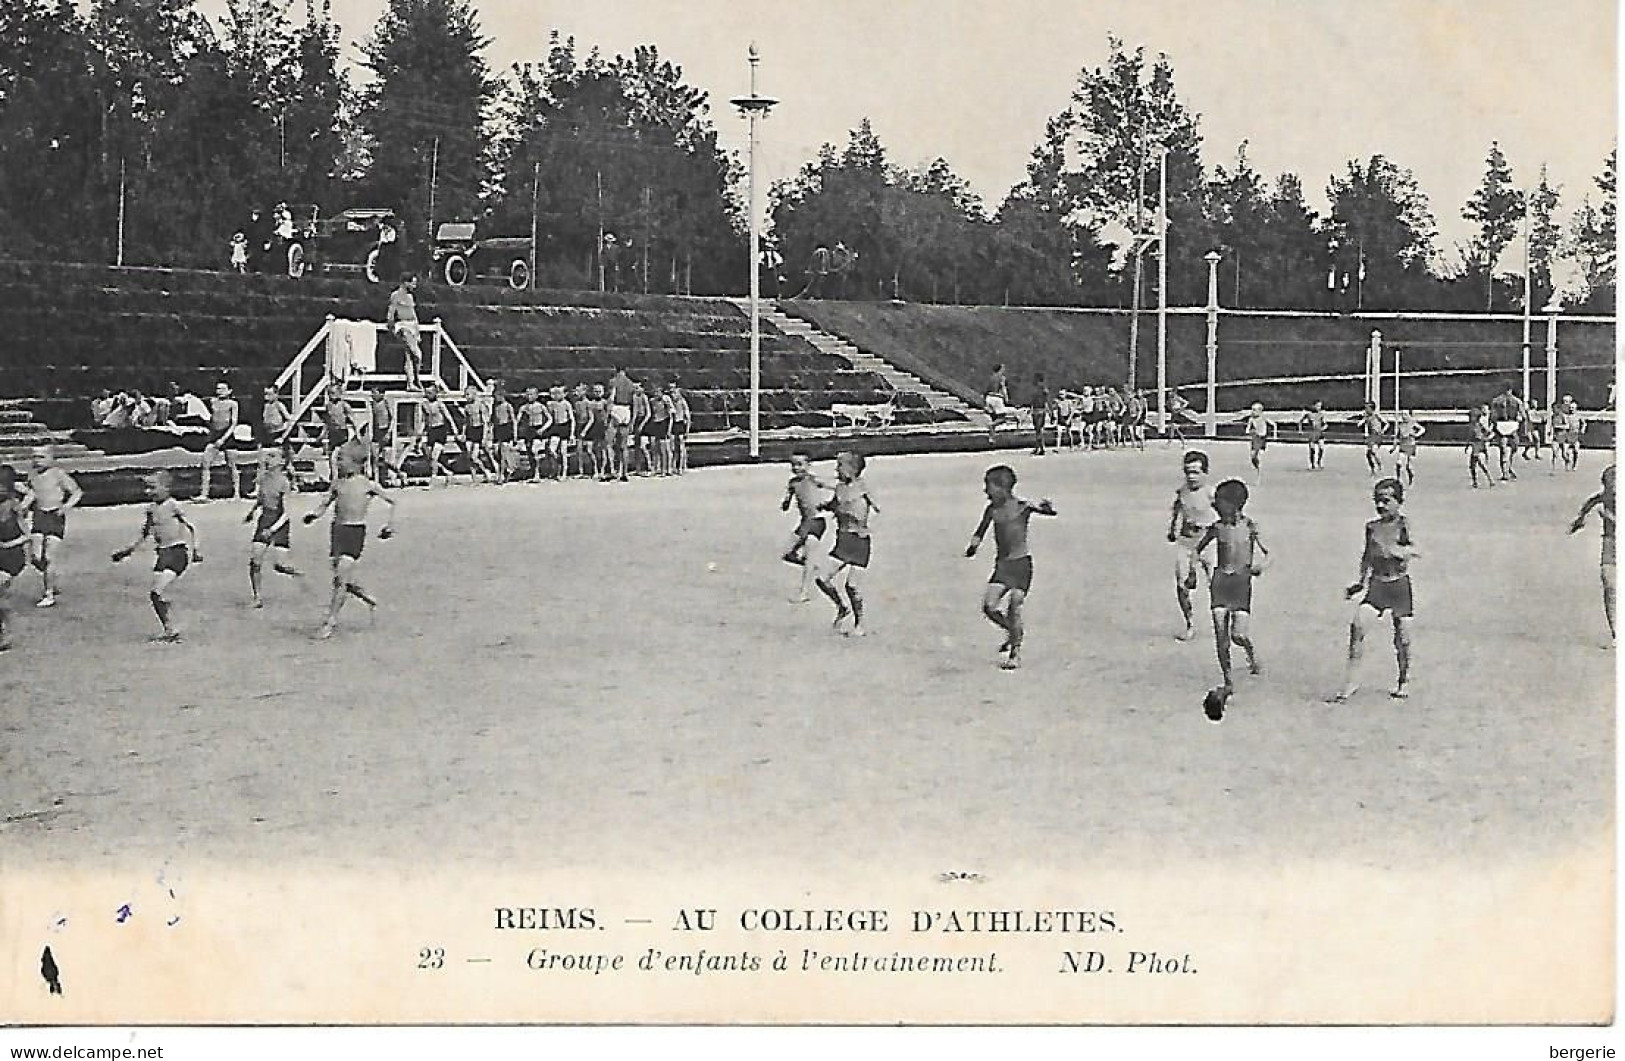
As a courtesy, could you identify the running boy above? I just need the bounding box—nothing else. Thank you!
[1468,405,1496,489]
[244,448,302,607]
[110,471,199,643]
[0,466,27,649]
[23,445,83,608]
[303,445,396,639]
[1391,409,1424,485]
[1195,479,1270,713]
[1331,477,1418,702]
[965,465,1057,670]
[1359,402,1386,477]
[1241,403,1271,480]
[814,451,879,636]
[1299,400,1328,470]
[1568,464,1616,642]
[781,453,833,603]
[1167,450,1216,641]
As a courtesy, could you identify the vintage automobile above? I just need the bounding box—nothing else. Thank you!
[432,222,532,289]
[284,205,407,283]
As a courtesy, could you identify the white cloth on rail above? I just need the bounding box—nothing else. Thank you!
[326,319,379,384]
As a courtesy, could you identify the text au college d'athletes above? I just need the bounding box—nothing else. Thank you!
[494,907,1119,933]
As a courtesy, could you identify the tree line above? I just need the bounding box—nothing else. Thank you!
[0,10,1614,311]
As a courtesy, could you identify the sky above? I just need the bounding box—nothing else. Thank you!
[301,0,1616,255]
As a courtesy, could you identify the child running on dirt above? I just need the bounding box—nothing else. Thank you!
[110,471,200,643]
[1195,479,1270,718]
[304,446,396,640]
[965,465,1057,671]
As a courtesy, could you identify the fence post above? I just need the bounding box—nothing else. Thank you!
[1545,312,1559,412]
[1367,330,1382,407]
[1204,250,1221,438]
[431,318,443,386]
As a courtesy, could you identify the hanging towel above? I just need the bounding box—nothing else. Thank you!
[326,320,379,383]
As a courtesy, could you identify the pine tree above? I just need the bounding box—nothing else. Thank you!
[1461,141,1523,309]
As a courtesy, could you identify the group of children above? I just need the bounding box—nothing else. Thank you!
[320,370,694,491]
[770,429,1613,724]
[0,443,397,647]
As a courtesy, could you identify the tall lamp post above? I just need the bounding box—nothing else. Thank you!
[731,45,778,459]
[1204,249,1222,438]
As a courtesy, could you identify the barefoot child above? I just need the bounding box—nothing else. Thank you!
[245,448,303,607]
[22,446,83,608]
[1195,479,1269,715]
[0,466,27,649]
[965,465,1057,670]
[781,454,832,603]
[814,451,879,636]
[303,447,396,639]
[1468,406,1496,489]
[1331,477,1418,702]
[1167,450,1216,641]
[1299,401,1328,470]
[110,471,199,642]
[1568,464,1616,642]
[1391,409,1424,485]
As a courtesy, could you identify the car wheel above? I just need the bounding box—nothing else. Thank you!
[508,258,530,290]
[287,242,306,279]
[444,253,470,287]
[365,247,382,284]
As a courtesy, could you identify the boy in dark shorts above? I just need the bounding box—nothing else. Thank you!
[418,383,461,487]
[669,380,692,475]
[0,466,27,649]
[1359,402,1386,477]
[304,446,396,639]
[490,381,517,482]
[569,384,595,479]
[518,387,550,483]
[814,451,880,637]
[1391,409,1424,485]
[244,448,303,608]
[1568,464,1616,643]
[965,465,1057,670]
[630,383,653,476]
[198,381,244,503]
[110,471,199,643]
[1029,373,1050,456]
[366,386,401,487]
[23,445,83,609]
[544,386,574,480]
[781,453,833,603]
[1167,449,1216,642]
[321,381,352,484]
[1330,477,1418,702]
[1468,405,1496,489]
[1240,403,1272,480]
[1298,401,1328,470]
[587,384,611,480]
[1195,479,1270,716]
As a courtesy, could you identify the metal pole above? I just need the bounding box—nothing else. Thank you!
[115,156,126,266]
[1205,252,1220,438]
[1155,147,1168,431]
[747,52,762,458]
[1545,311,1559,412]
[1520,197,1532,404]
[1368,330,1382,406]
[529,162,540,290]
[1127,150,1145,395]
[1394,344,1401,417]
[427,137,439,246]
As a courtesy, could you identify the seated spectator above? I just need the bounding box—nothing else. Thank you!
[103,391,134,430]
[90,390,114,427]
[131,391,157,428]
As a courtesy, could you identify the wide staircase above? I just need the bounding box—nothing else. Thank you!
[753,302,984,430]
[0,400,99,462]
[0,260,963,444]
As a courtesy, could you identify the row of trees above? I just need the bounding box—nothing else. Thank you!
[770,39,1615,312]
[0,0,744,291]
[0,10,1614,310]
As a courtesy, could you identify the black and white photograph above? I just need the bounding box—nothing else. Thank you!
[0,0,1617,1042]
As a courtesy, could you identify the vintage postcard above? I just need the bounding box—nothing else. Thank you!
[0,0,1615,1030]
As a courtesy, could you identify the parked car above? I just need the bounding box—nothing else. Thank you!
[284,206,407,284]
[433,222,532,290]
